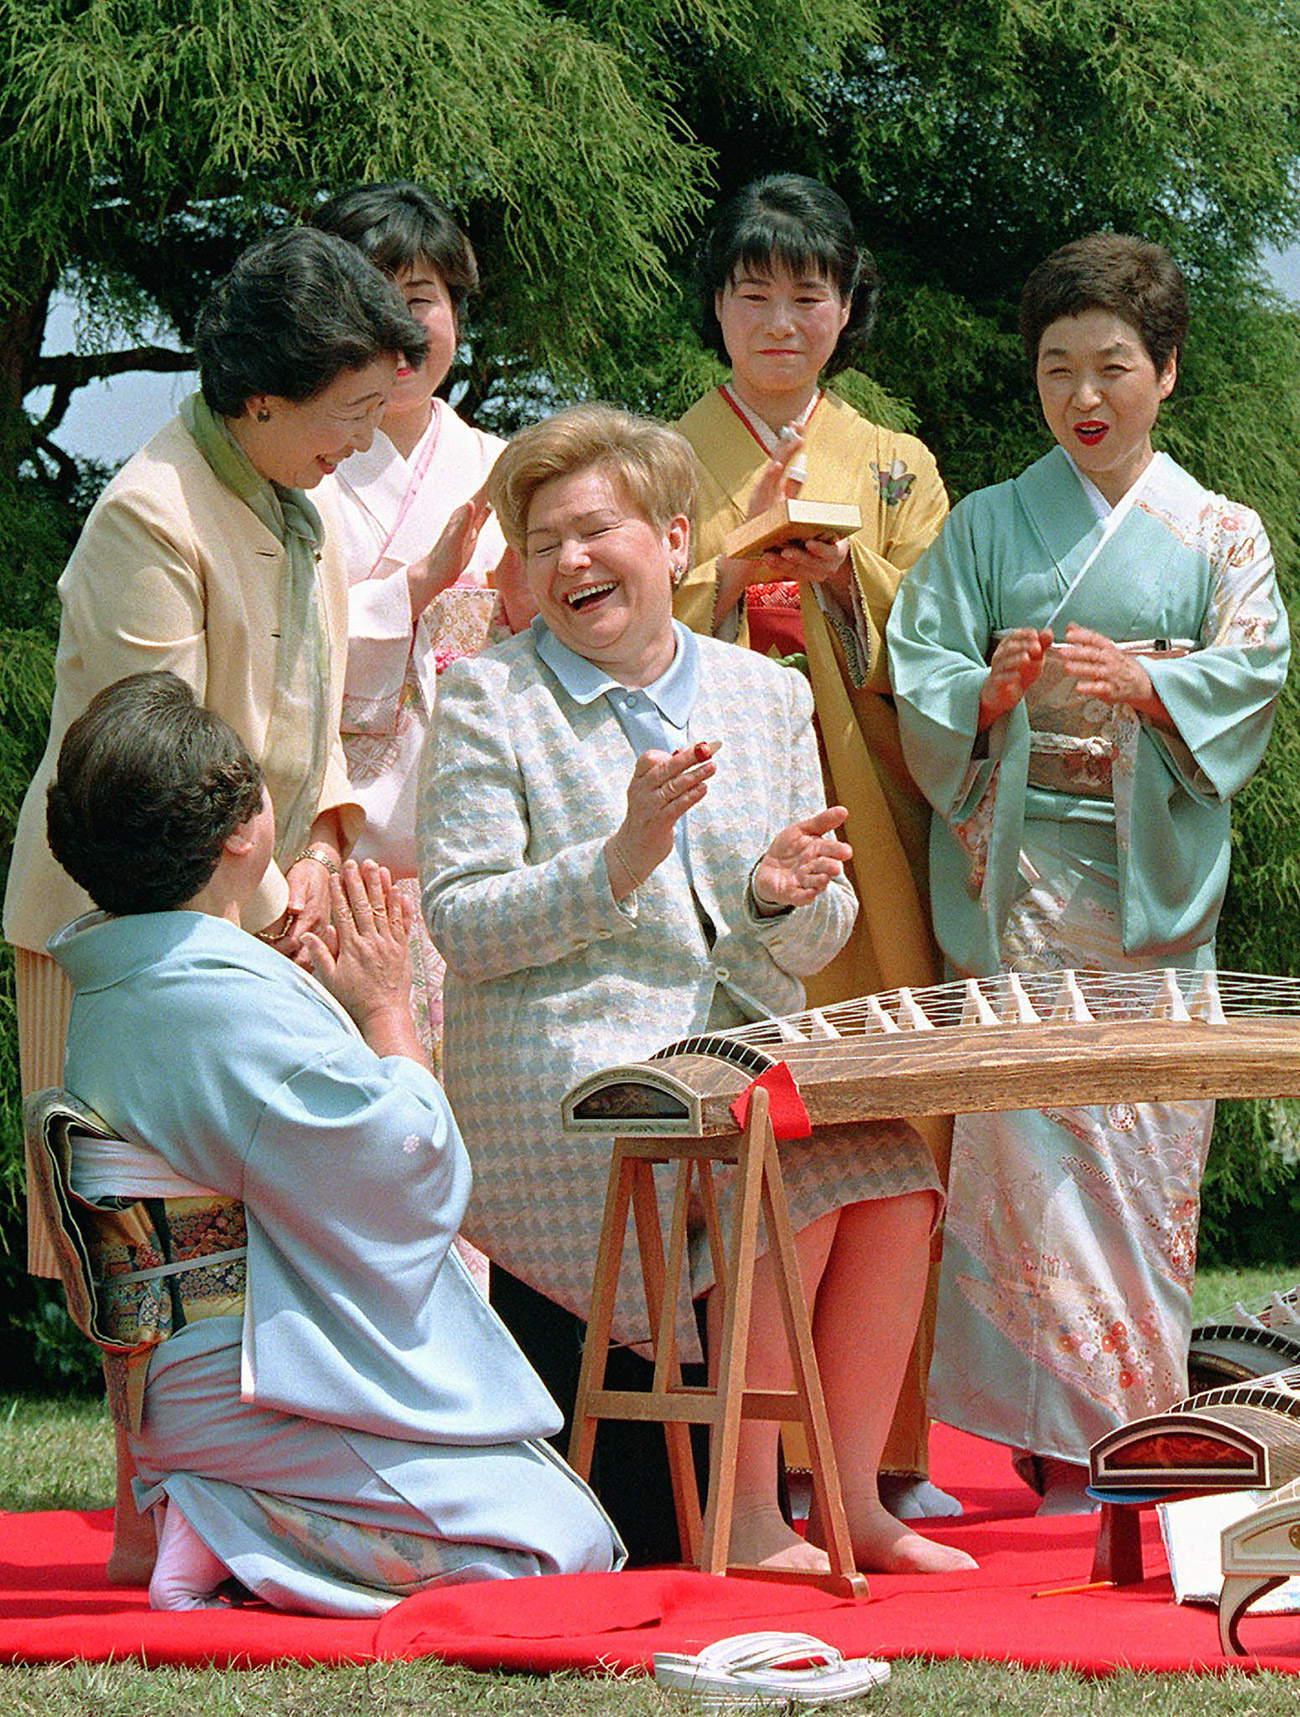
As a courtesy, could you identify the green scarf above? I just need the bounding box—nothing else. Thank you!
[180,392,332,865]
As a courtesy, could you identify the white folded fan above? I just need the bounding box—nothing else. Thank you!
[653,1631,890,1707]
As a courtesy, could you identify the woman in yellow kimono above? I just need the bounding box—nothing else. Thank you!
[673,174,952,1517]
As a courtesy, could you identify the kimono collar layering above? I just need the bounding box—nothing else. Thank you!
[180,391,332,864]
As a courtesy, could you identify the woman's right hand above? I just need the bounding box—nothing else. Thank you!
[713,431,806,625]
[406,491,491,620]
[604,741,720,900]
[978,627,1052,730]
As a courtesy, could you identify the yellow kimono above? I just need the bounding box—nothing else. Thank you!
[675,386,947,1004]
[674,385,950,1477]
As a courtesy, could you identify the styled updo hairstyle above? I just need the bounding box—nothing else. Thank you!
[695,174,880,376]
[47,672,265,917]
[195,227,429,417]
[1019,233,1188,374]
[312,181,480,321]
[487,403,698,556]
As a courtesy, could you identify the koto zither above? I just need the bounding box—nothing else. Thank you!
[564,968,1300,1137]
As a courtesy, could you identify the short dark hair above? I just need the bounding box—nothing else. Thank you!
[195,227,429,417]
[47,673,265,917]
[695,174,879,375]
[1019,233,1188,373]
[311,182,480,317]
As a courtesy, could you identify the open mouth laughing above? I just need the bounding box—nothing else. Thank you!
[565,581,617,611]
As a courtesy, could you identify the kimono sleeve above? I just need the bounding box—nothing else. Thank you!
[341,568,417,739]
[1144,506,1290,802]
[887,497,1003,825]
[849,437,950,694]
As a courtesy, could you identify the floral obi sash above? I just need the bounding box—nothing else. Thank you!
[1008,637,1195,801]
[24,1089,247,1431]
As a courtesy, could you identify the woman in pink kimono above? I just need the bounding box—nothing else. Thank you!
[312,184,525,1074]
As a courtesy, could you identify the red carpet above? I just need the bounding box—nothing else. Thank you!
[4,1426,1300,1674]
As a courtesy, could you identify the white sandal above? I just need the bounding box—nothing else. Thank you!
[653,1631,890,1706]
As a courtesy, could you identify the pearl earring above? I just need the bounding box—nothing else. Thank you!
[255,407,271,423]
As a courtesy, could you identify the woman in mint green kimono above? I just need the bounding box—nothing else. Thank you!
[887,234,1290,1515]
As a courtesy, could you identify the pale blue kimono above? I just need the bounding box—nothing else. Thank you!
[886,448,1289,1464]
[49,910,621,1615]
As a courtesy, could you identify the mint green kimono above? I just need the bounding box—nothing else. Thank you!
[886,448,1289,1465]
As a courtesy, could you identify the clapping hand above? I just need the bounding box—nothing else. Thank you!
[979,626,1052,729]
[751,806,852,911]
[300,861,421,1057]
[604,741,721,900]
[1056,623,1159,715]
[407,491,492,618]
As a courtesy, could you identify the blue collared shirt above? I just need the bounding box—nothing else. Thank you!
[533,617,705,896]
[532,617,700,755]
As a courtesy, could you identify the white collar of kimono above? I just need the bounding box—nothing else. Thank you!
[332,399,444,498]
[532,616,700,725]
[720,382,822,454]
[720,383,820,486]
[1066,448,1168,520]
[1043,451,1171,633]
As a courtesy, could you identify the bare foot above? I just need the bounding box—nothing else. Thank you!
[728,1503,832,1574]
[878,1475,964,1520]
[811,1502,977,1574]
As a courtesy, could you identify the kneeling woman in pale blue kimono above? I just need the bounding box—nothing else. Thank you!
[41,671,621,1613]
[887,234,1290,1515]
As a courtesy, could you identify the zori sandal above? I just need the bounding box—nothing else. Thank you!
[653,1630,890,1706]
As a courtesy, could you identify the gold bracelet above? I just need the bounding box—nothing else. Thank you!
[607,838,641,892]
[291,845,340,876]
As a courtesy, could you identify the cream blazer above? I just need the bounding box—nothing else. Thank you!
[4,415,360,948]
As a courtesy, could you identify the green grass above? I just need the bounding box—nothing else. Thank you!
[1,1262,1298,1713]
[3,1658,1300,1717]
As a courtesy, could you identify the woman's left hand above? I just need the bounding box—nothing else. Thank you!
[759,535,853,603]
[1056,623,1171,726]
[751,806,852,911]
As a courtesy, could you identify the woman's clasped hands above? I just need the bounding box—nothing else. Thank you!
[301,858,426,1062]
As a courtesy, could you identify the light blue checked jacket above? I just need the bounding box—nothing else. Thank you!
[418,629,856,1329]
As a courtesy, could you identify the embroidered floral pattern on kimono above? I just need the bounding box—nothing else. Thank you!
[872,457,916,507]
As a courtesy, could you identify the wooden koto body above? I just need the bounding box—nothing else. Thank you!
[1088,1363,1300,1653]
[563,968,1300,1137]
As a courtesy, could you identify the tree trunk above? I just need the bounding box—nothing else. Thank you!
[0,280,54,481]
